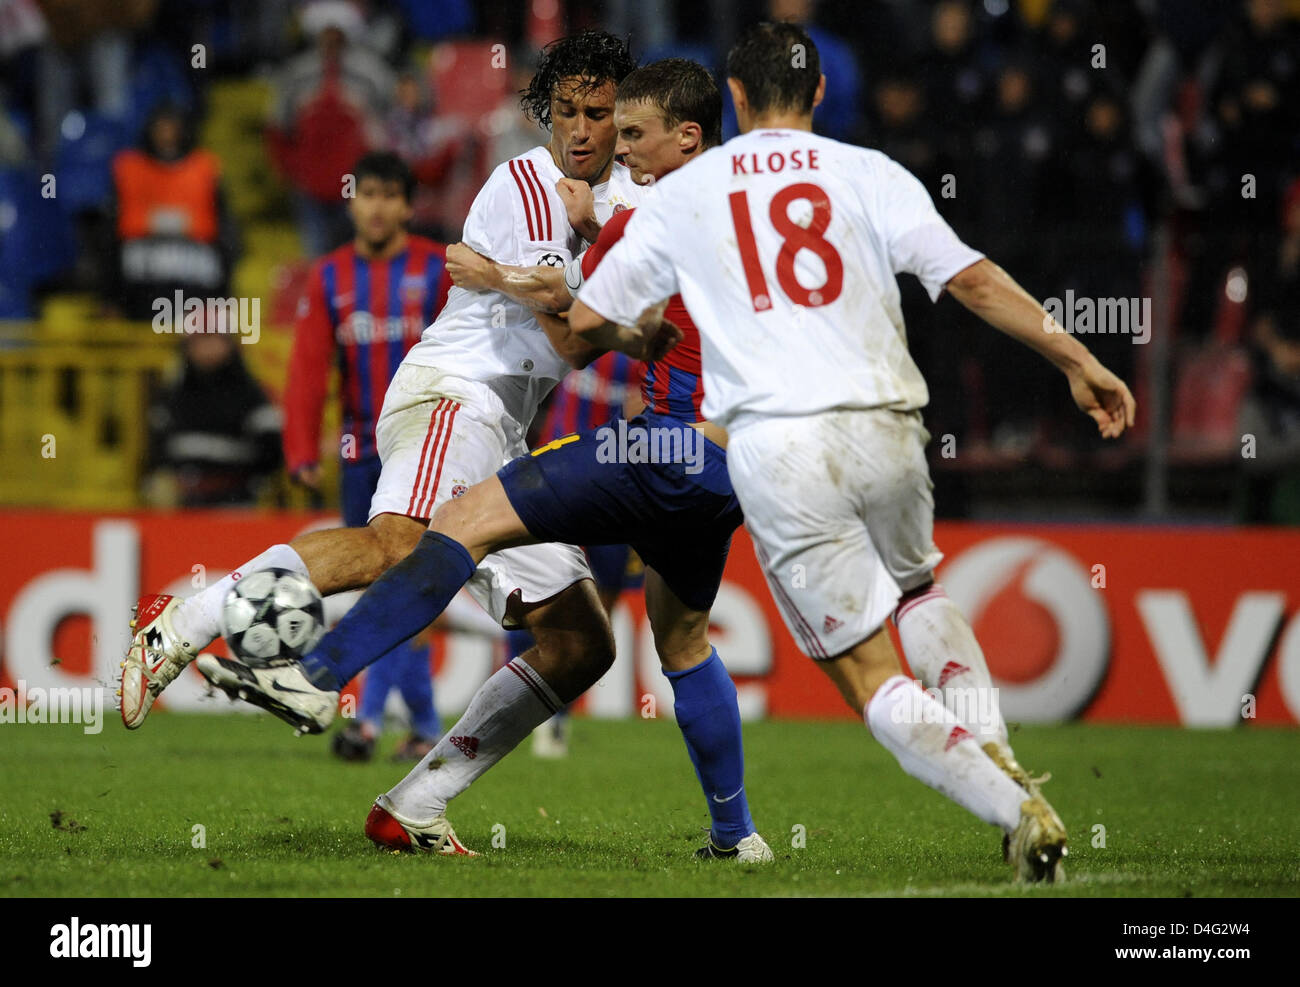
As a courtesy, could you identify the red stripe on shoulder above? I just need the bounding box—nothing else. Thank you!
[508,160,537,241]
[524,159,552,240]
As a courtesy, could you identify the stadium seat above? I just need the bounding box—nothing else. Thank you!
[0,167,76,317]
[53,111,128,215]
[430,41,510,130]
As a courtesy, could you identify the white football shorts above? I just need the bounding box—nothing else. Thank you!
[726,407,943,659]
[370,362,592,627]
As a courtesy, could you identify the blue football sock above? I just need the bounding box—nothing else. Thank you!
[396,639,441,739]
[665,648,754,847]
[357,645,401,729]
[301,531,476,691]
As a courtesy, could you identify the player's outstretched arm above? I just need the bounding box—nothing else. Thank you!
[945,259,1137,439]
[570,298,683,363]
[444,243,571,313]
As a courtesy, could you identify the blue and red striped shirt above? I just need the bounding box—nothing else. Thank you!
[539,350,644,443]
[580,208,705,422]
[284,236,452,472]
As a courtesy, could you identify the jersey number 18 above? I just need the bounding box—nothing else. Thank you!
[728,182,844,312]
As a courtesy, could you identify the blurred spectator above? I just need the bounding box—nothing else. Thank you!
[605,0,672,51]
[482,56,547,167]
[1238,180,1300,523]
[1033,0,1101,124]
[146,331,282,507]
[1205,0,1299,253]
[32,0,156,163]
[917,0,992,146]
[110,103,237,319]
[767,0,862,143]
[267,0,396,255]
[385,69,470,240]
[966,58,1058,451]
[869,71,941,191]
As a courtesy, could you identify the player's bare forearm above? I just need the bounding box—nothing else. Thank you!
[536,310,603,369]
[945,259,1090,373]
[946,258,1137,438]
[445,243,571,313]
[570,299,682,363]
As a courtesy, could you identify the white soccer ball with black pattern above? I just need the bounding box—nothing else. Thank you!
[220,568,325,667]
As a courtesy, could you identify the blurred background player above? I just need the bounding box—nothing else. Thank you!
[509,351,645,757]
[283,150,449,761]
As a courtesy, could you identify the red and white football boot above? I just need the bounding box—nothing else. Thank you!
[119,595,199,729]
[364,795,477,856]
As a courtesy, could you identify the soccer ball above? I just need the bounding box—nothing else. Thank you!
[220,568,325,666]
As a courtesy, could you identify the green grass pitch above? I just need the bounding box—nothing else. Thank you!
[2,714,1297,897]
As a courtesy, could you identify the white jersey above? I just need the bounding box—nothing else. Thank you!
[577,129,984,432]
[404,145,648,426]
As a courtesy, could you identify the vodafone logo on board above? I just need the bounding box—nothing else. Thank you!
[939,537,1110,723]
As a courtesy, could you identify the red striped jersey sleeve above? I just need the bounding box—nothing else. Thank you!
[283,261,334,474]
[462,154,569,266]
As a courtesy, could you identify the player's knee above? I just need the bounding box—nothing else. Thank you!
[370,513,427,568]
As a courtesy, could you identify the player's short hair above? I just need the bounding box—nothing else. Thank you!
[726,21,821,116]
[352,151,415,202]
[521,30,637,129]
[616,58,723,149]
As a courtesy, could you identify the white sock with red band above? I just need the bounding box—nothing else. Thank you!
[170,544,308,650]
[894,583,1009,746]
[386,657,561,820]
[865,675,1026,832]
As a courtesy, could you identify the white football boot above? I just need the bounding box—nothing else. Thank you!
[1009,795,1068,883]
[197,653,337,735]
[984,741,1059,863]
[695,831,775,863]
[364,795,477,856]
[119,594,199,729]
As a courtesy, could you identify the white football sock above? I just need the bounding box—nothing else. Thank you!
[865,675,1027,832]
[170,544,308,650]
[895,584,1009,746]
[386,657,560,820]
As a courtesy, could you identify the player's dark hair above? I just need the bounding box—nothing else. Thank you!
[616,58,723,149]
[353,151,415,202]
[520,30,637,129]
[726,21,821,116]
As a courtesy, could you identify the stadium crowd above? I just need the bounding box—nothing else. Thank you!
[0,0,1297,518]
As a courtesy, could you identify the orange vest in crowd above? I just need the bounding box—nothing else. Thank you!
[113,149,221,243]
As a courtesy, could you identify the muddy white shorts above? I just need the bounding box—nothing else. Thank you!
[726,407,943,659]
[370,363,591,626]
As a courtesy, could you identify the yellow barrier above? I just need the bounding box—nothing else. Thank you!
[0,336,176,508]
[0,319,341,510]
